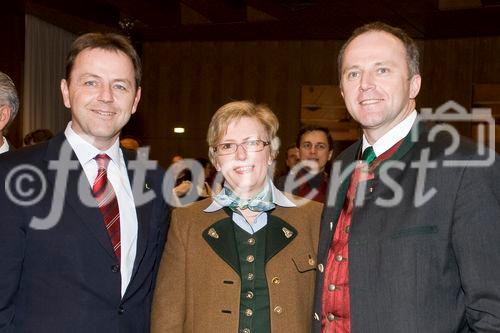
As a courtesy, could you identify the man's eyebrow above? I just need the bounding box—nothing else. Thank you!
[78,73,101,79]
[342,65,360,74]
[112,78,133,85]
[374,61,397,67]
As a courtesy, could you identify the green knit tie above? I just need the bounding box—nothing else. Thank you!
[362,146,376,164]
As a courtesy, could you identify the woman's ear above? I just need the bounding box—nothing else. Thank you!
[213,155,222,171]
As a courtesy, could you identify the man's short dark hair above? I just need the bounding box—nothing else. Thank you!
[65,32,142,88]
[296,125,333,151]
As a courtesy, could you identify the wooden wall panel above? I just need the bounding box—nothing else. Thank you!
[137,36,500,167]
[138,40,343,167]
[418,38,475,135]
[419,38,474,109]
[473,36,500,83]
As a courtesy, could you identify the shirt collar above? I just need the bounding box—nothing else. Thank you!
[0,136,9,154]
[64,121,121,166]
[362,110,417,157]
[204,181,296,213]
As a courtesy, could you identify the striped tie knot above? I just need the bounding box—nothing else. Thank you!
[95,153,111,170]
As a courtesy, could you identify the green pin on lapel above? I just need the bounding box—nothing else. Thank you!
[144,182,151,190]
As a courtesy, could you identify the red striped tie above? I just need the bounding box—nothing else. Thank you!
[92,154,121,260]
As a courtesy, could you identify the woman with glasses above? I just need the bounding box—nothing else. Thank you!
[151,100,322,333]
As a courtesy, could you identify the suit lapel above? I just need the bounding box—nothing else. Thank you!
[44,133,116,260]
[265,213,297,263]
[318,141,359,259]
[374,124,420,177]
[123,148,154,277]
[203,216,240,275]
[319,127,421,258]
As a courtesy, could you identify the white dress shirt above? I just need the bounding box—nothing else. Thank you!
[0,136,10,154]
[362,110,417,157]
[64,122,138,297]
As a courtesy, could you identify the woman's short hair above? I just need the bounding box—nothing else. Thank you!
[207,100,280,163]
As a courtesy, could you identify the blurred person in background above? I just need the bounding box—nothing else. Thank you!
[291,126,333,203]
[275,144,299,191]
[120,134,141,151]
[23,128,54,146]
[0,71,19,153]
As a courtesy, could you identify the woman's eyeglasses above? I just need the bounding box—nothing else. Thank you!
[214,139,270,155]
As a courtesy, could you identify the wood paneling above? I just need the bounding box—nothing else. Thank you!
[473,36,500,83]
[419,38,475,135]
[419,38,475,109]
[472,84,500,152]
[137,39,343,166]
[133,35,500,166]
[301,85,360,142]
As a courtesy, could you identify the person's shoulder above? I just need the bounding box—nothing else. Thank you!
[275,193,323,221]
[335,140,361,162]
[285,192,323,208]
[170,197,227,233]
[171,197,216,219]
[0,140,50,167]
[416,130,499,163]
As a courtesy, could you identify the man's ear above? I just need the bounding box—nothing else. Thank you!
[61,79,71,108]
[327,150,333,161]
[131,86,141,115]
[409,74,421,99]
[0,105,11,131]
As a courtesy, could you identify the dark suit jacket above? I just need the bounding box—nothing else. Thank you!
[0,132,170,333]
[313,129,500,332]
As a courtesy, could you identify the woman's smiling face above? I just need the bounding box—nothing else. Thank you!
[214,117,272,198]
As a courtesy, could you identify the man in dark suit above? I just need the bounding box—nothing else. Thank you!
[313,22,500,332]
[0,71,19,153]
[0,33,170,332]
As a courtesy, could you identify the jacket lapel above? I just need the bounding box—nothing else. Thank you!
[203,216,240,275]
[44,133,116,260]
[264,213,297,263]
[318,141,359,259]
[319,126,421,258]
[123,148,154,278]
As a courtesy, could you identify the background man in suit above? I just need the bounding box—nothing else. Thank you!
[313,22,500,332]
[0,71,19,153]
[292,126,333,203]
[0,33,169,332]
